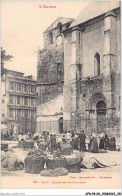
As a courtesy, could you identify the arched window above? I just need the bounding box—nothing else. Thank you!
[49,32,53,44]
[94,53,100,76]
[57,22,62,34]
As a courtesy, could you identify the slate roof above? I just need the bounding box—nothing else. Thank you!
[70,1,120,28]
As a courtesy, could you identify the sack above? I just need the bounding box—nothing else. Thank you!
[26,141,34,149]
[7,158,24,171]
[67,163,81,173]
[2,152,24,171]
[24,154,45,174]
[46,156,67,170]
[38,142,47,151]
[81,157,108,169]
[61,143,73,155]
[40,168,68,177]
[64,154,83,173]
[28,149,47,156]
[31,156,45,174]
[54,168,68,176]
[24,155,32,172]
[40,169,56,177]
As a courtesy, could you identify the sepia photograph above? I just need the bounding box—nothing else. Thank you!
[1,0,121,191]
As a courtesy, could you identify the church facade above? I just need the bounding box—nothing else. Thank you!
[37,1,120,136]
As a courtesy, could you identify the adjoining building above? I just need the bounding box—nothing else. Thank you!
[36,94,63,134]
[1,69,36,137]
[37,1,120,136]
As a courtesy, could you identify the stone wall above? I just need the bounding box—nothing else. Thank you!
[82,20,104,78]
[37,18,74,106]
[36,10,120,135]
[37,45,64,105]
[63,8,120,135]
[36,94,63,133]
[37,46,64,83]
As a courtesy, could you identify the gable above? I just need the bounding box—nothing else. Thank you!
[44,17,75,33]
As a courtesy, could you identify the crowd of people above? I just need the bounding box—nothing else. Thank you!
[2,129,116,152]
[25,130,116,152]
[66,131,116,152]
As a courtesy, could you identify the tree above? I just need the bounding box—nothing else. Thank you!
[1,47,13,75]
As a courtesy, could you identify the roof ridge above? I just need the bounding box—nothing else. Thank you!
[70,1,120,28]
[38,94,63,108]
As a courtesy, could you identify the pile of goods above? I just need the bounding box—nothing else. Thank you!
[18,140,35,150]
[41,168,68,177]
[63,154,83,173]
[37,140,48,151]
[60,143,73,155]
[18,140,27,149]
[1,151,24,171]
[24,142,83,176]
[45,151,67,170]
[81,157,108,169]
[24,149,47,174]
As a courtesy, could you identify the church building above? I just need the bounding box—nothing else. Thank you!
[36,1,120,136]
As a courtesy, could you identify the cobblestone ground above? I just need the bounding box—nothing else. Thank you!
[1,141,121,189]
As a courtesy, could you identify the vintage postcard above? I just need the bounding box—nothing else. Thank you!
[1,0,121,192]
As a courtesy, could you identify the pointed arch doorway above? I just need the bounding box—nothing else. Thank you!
[96,100,106,133]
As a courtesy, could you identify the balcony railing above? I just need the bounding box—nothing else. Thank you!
[8,116,36,121]
[8,91,37,97]
[8,104,36,110]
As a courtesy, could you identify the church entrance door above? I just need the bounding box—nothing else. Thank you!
[96,101,106,133]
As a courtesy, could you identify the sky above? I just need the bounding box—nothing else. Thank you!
[1,1,90,79]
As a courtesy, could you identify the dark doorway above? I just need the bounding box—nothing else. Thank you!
[59,117,63,133]
[96,100,106,133]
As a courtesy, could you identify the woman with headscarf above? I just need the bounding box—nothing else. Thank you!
[104,134,109,150]
[88,134,93,152]
[99,133,105,149]
[72,134,79,150]
[90,133,99,153]
[56,136,62,150]
[62,135,67,143]
[66,131,71,144]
